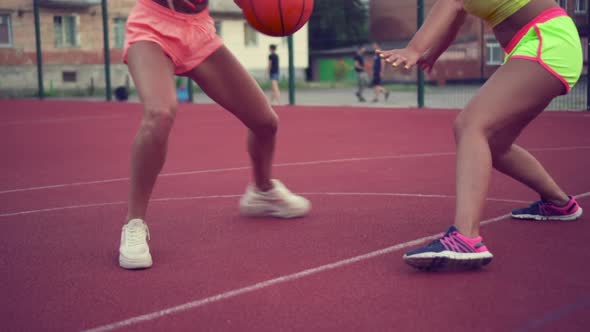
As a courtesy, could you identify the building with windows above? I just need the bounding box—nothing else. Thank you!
[369,0,588,84]
[0,0,309,96]
[208,0,308,78]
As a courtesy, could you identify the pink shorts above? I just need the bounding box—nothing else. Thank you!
[123,0,224,74]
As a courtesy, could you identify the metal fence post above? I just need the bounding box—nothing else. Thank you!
[417,0,425,108]
[101,0,112,101]
[33,0,44,99]
[187,77,194,102]
[288,35,295,105]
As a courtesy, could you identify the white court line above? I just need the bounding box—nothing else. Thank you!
[0,115,125,126]
[0,201,128,218]
[309,192,529,204]
[0,192,528,218]
[82,192,590,332]
[0,152,454,195]
[2,145,590,195]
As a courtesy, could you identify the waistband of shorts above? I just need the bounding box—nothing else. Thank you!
[137,0,210,21]
[504,7,567,54]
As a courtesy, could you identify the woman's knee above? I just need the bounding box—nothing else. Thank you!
[453,112,482,142]
[140,102,177,139]
[250,112,279,137]
[453,106,502,143]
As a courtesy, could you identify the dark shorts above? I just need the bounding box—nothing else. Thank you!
[270,72,280,81]
[371,76,382,86]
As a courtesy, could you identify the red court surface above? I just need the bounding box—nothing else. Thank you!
[1,99,589,332]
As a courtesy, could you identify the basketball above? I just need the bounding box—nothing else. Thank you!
[240,0,314,37]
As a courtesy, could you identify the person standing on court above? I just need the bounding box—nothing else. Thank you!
[118,0,311,270]
[268,44,281,105]
[353,46,368,102]
[371,42,390,103]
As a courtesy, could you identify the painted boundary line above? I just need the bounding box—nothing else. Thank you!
[81,192,590,332]
[2,145,589,195]
[0,192,529,218]
[0,115,126,126]
[80,218,507,332]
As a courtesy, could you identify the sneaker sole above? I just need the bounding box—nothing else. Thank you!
[511,207,583,221]
[403,251,493,271]
[119,253,153,270]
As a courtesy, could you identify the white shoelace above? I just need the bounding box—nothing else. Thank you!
[126,223,150,247]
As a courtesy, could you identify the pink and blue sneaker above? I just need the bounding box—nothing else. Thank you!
[511,196,583,221]
[403,226,493,271]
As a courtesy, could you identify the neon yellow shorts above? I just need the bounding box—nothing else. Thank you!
[504,7,583,93]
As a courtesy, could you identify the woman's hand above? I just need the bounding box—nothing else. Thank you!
[377,47,439,73]
[377,46,423,70]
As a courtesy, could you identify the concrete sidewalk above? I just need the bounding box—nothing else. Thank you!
[40,84,587,111]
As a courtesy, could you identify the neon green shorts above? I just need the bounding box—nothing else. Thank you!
[504,7,583,93]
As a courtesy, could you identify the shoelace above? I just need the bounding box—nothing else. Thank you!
[424,230,454,249]
[126,223,150,247]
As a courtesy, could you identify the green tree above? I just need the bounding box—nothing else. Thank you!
[309,0,369,50]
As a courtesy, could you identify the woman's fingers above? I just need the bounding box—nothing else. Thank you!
[377,50,418,69]
[402,57,418,69]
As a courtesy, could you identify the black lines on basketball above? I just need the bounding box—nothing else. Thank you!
[278,0,286,36]
[243,0,313,36]
[249,0,275,35]
[293,0,306,33]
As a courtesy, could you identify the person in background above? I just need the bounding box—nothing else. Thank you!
[268,44,281,105]
[371,41,390,103]
[353,46,369,102]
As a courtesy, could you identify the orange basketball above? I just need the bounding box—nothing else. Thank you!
[240,0,314,37]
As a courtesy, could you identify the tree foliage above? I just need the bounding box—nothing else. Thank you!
[309,0,369,50]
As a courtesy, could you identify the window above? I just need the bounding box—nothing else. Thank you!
[0,14,13,47]
[557,0,567,9]
[113,17,126,48]
[576,0,587,13]
[54,16,78,47]
[62,71,77,83]
[244,23,258,47]
[486,37,503,65]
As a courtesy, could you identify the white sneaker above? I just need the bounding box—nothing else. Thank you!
[239,179,311,218]
[119,218,153,269]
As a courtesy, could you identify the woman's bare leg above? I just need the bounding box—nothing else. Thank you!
[184,46,310,218]
[126,42,177,221]
[185,46,277,191]
[452,59,566,237]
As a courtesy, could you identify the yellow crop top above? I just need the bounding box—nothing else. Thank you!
[463,0,531,27]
